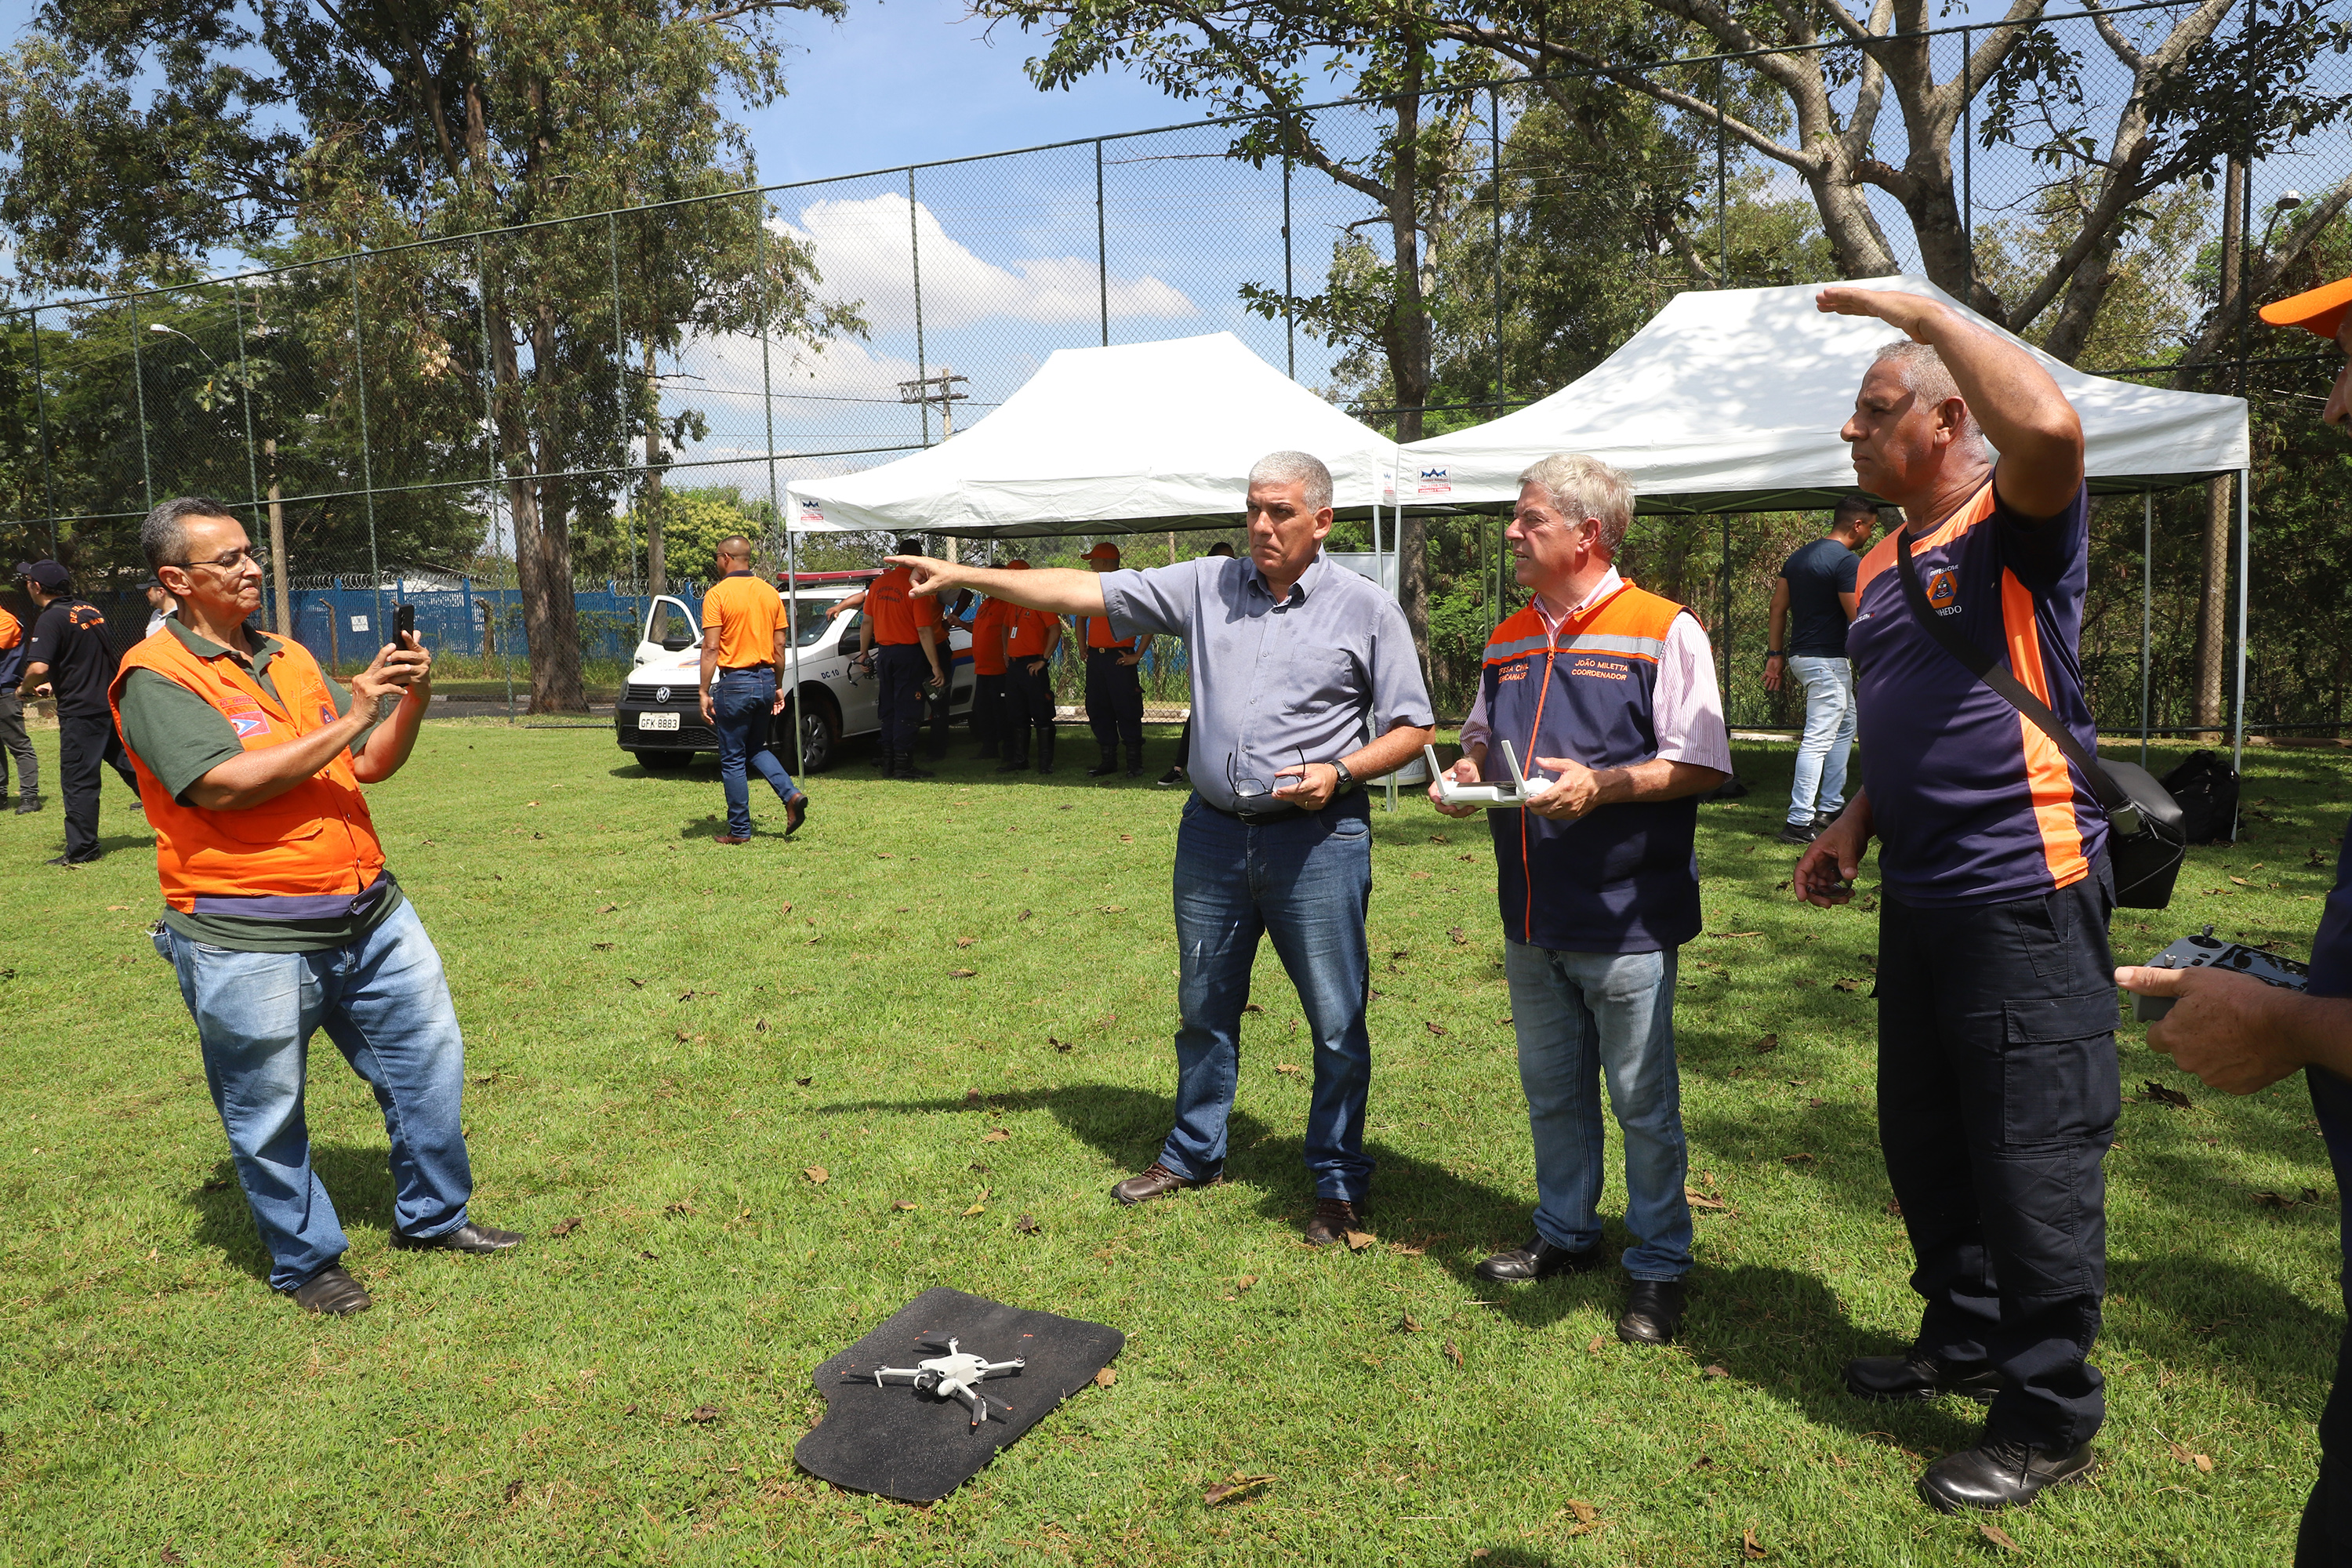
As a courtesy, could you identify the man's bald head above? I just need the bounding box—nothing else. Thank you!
[716,535,756,568]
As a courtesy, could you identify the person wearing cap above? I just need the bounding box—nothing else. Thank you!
[142,577,178,639]
[970,575,1014,760]
[0,593,38,812]
[857,537,946,779]
[884,452,1436,1247]
[112,497,522,1318]
[998,561,1062,774]
[1792,289,2111,1514]
[698,535,809,844]
[1076,542,1153,779]
[2119,273,2352,1565]
[16,558,137,864]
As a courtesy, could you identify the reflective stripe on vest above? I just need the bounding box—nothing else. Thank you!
[109,629,388,916]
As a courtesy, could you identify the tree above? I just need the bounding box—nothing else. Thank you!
[1434,0,2350,363]
[0,0,855,711]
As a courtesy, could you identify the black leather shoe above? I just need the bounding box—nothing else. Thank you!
[1846,1350,2002,1403]
[1616,1279,1688,1345]
[1155,767,1185,789]
[391,1221,524,1254]
[1776,820,1819,845]
[46,853,96,866]
[996,753,1028,773]
[784,792,809,838]
[1918,1437,2098,1513]
[1474,1235,1606,1283]
[14,793,42,813]
[292,1264,372,1316]
[1086,749,1120,777]
[1111,1162,1218,1205]
[891,752,935,779]
[1303,1196,1366,1247]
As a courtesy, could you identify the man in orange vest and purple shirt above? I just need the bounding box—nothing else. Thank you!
[113,496,521,1317]
[1431,453,1730,1351]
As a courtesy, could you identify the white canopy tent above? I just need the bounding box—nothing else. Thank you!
[783,332,1401,539]
[1399,275,2254,771]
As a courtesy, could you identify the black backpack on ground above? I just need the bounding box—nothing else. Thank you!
[2160,750,2240,844]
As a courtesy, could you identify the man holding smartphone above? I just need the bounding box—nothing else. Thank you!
[114,497,521,1318]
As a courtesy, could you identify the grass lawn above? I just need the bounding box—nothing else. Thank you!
[2,720,2346,1566]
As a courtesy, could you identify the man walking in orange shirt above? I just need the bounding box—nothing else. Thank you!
[699,535,808,843]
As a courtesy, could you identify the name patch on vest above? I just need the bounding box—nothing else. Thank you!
[1495,663,1530,683]
[1570,655,1632,682]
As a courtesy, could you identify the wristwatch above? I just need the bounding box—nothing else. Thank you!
[1331,758,1357,793]
[1764,649,1785,659]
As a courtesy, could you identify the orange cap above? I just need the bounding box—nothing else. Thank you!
[1004,559,1030,570]
[1080,542,1120,562]
[2258,274,2352,341]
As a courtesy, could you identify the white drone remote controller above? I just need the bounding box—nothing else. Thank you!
[1426,739,1552,808]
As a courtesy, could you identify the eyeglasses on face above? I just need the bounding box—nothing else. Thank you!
[171,547,269,573]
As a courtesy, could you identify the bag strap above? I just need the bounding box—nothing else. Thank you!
[1893,524,2138,832]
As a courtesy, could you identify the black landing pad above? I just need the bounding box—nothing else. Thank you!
[795,1286,1124,1503]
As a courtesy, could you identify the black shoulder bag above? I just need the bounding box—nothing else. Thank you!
[1894,527,2185,909]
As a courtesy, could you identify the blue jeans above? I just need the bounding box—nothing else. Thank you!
[1787,654,1856,826]
[155,901,474,1290]
[1163,794,1374,1200]
[1502,940,1693,1280]
[713,667,800,837]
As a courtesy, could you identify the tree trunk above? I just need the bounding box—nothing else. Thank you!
[488,282,588,714]
[1385,52,1432,669]
[2191,158,2245,736]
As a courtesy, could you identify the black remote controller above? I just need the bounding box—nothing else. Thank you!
[2132,925,2310,1022]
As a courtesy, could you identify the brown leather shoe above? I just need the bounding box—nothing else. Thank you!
[713,833,751,845]
[1110,1162,1215,1205]
[292,1263,372,1316]
[1303,1196,1366,1247]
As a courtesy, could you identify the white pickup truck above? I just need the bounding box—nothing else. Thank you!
[614,574,976,773]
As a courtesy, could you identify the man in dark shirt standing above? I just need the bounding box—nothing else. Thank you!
[16,560,136,865]
[2119,270,2352,1566]
[1794,287,2112,1515]
[1764,495,1877,844]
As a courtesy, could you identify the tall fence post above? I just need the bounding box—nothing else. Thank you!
[1095,139,1109,349]
[125,291,154,512]
[1715,63,1728,285]
[1282,149,1295,380]
[2140,489,2153,765]
[347,255,384,649]
[1490,84,1505,412]
[27,304,59,554]
[909,168,930,446]
[231,281,267,628]
[1962,25,1973,303]
[608,212,641,632]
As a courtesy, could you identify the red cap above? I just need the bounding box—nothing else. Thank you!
[1004,559,1031,570]
[1080,542,1121,562]
[2258,274,2352,342]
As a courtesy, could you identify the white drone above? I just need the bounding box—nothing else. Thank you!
[869,1338,1026,1427]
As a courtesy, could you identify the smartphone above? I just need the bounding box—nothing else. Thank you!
[394,604,416,648]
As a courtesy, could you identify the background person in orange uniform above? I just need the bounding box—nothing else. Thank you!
[998,561,1062,774]
[968,574,1013,760]
[698,535,808,844]
[857,536,945,779]
[17,558,137,864]
[113,497,521,1318]
[1076,541,1152,779]
[0,597,36,811]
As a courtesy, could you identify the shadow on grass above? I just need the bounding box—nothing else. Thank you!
[187,1144,399,1283]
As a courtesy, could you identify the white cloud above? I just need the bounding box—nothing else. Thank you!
[779,193,1196,328]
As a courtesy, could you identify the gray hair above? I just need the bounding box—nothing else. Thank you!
[142,495,238,572]
[1871,340,1993,462]
[1247,450,1333,513]
[1518,453,1635,557]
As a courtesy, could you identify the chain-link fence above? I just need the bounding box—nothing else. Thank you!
[2,2,2346,734]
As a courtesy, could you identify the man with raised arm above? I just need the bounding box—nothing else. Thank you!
[888,452,1434,1245]
[1792,289,2111,1514]
[114,496,521,1318]
[2118,273,2352,1564]
[1430,453,1730,1349]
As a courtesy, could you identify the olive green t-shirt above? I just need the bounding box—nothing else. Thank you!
[116,616,404,953]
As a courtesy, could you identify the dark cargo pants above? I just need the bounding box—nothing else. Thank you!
[1875,857,2118,1451]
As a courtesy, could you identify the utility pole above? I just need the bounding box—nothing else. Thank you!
[899,368,971,562]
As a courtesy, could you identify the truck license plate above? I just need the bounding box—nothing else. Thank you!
[637,712,680,731]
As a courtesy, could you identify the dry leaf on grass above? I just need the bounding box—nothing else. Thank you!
[1397,1312,1423,1334]
[1832,977,1866,993]
[1118,833,1134,844]
[2145,1080,2194,1109]
[1236,1275,1257,1290]
[1443,1341,1463,1368]
[893,1201,918,1211]
[1704,1364,1730,1378]
[793,1076,812,1087]
[1203,1474,1273,1507]
[1751,1034,1778,1053]
[1242,1002,1264,1014]
[1885,1197,1904,1217]
[1015,1214,1040,1234]
[2195,1453,2214,1472]
[1425,1021,1449,1037]
[1098,904,1127,913]
[804,1167,828,1184]
[1275,1062,1302,1076]
[1051,1036,1073,1054]
[982,1129,1010,1142]
[949,968,978,979]
[1741,1525,1766,1559]
[1686,1189,1730,1211]
[597,902,617,914]
[664,1200,696,1216]
[955,936,975,948]
[1568,1500,1599,1525]
[1977,1522,2021,1552]
[550,1216,583,1237]
[1587,1334,1606,1354]
[1390,1241,1427,1256]
[1449,927,1469,945]
[1093,1367,1116,1388]
[687,1404,720,1425]
[1343,1229,1377,1251]
[591,942,614,951]
[962,1203,986,1218]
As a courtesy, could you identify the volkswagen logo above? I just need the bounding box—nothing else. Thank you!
[655,684,672,703]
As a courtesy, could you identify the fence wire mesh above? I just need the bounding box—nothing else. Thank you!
[1,4,2346,738]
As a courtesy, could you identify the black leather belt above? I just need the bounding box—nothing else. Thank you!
[1202,786,1361,826]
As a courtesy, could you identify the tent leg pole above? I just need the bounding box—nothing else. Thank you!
[2231,466,2249,822]
[2140,490,2151,769]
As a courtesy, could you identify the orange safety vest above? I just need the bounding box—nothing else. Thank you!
[108,630,388,918]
